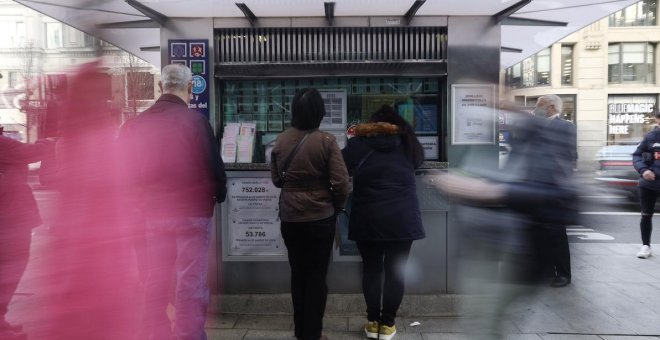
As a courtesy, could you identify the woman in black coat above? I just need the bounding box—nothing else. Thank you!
[342,105,425,340]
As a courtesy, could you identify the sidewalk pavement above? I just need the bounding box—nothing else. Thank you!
[205,242,660,340]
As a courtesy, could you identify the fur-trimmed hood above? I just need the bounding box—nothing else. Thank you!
[354,122,400,137]
[353,122,401,151]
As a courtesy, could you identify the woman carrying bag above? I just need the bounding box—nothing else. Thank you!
[270,88,349,340]
[342,105,425,340]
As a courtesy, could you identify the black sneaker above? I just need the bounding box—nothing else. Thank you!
[550,276,571,288]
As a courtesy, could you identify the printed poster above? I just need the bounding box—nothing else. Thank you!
[227,178,285,256]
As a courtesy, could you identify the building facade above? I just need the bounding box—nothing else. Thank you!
[503,0,660,170]
[0,0,159,142]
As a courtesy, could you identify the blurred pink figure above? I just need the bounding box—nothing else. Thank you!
[39,60,139,340]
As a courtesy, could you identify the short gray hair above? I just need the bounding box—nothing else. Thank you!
[538,94,563,113]
[161,63,192,92]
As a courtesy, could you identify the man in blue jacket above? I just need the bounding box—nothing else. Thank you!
[632,112,660,259]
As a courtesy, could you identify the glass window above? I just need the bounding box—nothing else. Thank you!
[561,45,573,85]
[609,0,656,26]
[15,22,26,47]
[607,95,658,145]
[609,43,655,84]
[511,64,522,88]
[525,95,576,122]
[221,77,441,163]
[46,23,62,49]
[0,22,13,47]
[8,72,20,89]
[535,48,551,86]
[84,33,98,48]
[522,57,535,87]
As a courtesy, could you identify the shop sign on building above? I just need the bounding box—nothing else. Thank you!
[167,39,210,118]
[607,95,657,144]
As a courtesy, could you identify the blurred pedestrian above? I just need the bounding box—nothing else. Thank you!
[341,105,425,340]
[632,111,660,259]
[270,88,349,340]
[532,94,577,287]
[0,135,53,340]
[42,60,138,340]
[121,63,227,340]
[436,102,579,339]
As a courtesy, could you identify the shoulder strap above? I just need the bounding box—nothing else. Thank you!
[352,149,375,176]
[279,130,314,178]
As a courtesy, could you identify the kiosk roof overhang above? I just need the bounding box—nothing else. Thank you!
[14,0,639,68]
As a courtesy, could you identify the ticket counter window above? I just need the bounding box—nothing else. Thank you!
[219,77,442,164]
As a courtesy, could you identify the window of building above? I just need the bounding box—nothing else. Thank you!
[8,72,19,89]
[126,72,155,101]
[15,22,26,47]
[609,43,655,84]
[561,45,574,85]
[607,95,658,145]
[84,33,98,48]
[609,0,656,27]
[536,48,551,85]
[525,94,576,122]
[45,23,62,49]
[46,74,67,100]
[522,57,535,87]
[507,48,552,89]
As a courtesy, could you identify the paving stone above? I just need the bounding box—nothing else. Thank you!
[323,316,349,332]
[600,336,660,340]
[243,329,295,340]
[422,333,472,340]
[539,335,602,340]
[234,315,294,330]
[206,328,247,340]
[206,313,238,329]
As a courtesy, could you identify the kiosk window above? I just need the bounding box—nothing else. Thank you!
[220,77,442,164]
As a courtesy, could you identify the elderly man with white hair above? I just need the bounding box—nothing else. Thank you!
[532,94,578,288]
[120,63,227,340]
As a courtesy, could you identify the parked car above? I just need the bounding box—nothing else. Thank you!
[594,143,639,201]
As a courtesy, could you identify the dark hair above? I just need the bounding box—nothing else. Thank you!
[369,105,424,167]
[291,88,325,130]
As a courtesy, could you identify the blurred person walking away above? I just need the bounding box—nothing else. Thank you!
[436,102,579,339]
[632,111,660,259]
[42,60,139,340]
[121,63,227,340]
[0,133,53,340]
[533,95,577,287]
[270,88,349,340]
[341,105,425,340]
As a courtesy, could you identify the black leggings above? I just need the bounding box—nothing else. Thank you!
[356,240,413,327]
[281,215,336,340]
[640,187,657,246]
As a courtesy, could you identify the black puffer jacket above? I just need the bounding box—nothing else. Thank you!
[342,122,425,242]
[633,128,660,191]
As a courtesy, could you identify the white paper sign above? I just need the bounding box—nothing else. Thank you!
[417,136,439,160]
[227,178,285,256]
[451,84,496,145]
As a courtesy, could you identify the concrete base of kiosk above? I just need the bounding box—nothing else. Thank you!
[209,294,458,316]
[212,169,449,295]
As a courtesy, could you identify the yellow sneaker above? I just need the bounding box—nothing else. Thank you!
[364,321,379,339]
[378,324,397,340]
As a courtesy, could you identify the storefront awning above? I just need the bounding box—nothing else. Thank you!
[14,0,639,68]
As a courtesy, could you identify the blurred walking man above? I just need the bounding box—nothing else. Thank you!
[532,94,578,287]
[122,64,227,340]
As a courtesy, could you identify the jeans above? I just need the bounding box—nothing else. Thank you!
[0,225,31,319]
[281,215,336,340]
[356,240,413,327]
[640,187,657,246]
[144,217,211,340]
[540,224,571,279]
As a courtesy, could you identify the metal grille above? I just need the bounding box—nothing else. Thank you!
[216,27,447,64]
